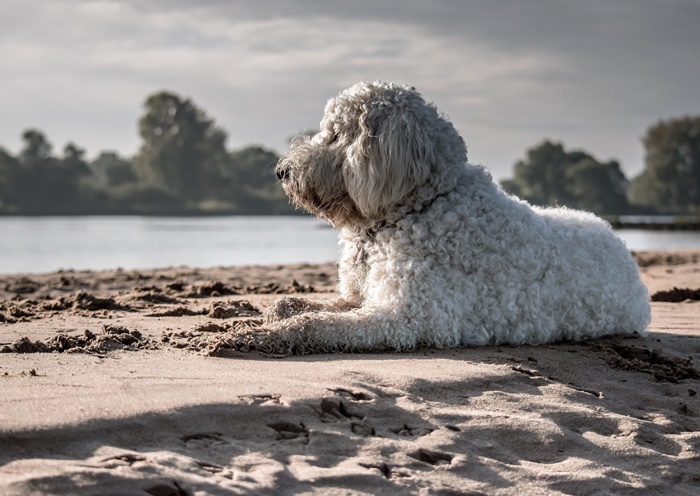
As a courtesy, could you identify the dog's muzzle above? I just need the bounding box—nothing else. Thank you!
[275,161,291,182]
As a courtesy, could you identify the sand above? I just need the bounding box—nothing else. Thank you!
[0,252,698,495]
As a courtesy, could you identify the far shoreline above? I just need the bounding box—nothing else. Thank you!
[1,212,698,230]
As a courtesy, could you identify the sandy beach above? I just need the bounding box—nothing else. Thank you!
[0,251,698,495]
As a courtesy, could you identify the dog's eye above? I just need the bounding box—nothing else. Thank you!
[329,133,339,144]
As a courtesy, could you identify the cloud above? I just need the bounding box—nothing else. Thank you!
[1,0,699,177]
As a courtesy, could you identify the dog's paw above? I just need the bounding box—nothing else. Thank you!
[208,324,288,356]
[263,296,316,324]
[218,322,310,356]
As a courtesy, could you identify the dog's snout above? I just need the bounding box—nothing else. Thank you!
[275,164,290,182]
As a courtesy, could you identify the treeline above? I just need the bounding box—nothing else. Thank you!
[501,115,700,216]
[0,91,294,215]
[0,90,698,217]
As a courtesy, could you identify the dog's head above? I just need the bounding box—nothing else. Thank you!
[276,81,467,227]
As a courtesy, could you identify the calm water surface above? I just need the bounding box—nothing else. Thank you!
[1,217,699,274]
[0,216,339,274]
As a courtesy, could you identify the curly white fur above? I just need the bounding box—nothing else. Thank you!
[250,81,650,354]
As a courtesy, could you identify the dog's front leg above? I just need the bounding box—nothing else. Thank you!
[262,296,358,324]
[235,307,419,355]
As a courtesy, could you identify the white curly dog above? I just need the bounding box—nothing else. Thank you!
[243,81,650,354]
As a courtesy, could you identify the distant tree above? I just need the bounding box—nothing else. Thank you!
[106,184,186,215]
[226,145,294,213]
[501,140,630,215]
[0,92,314,215]
[19,129,52,164]
[0,147,20,210]
[10,130,93,214]
[628,115,700,214]
[565,158,629,215]
[134,91,229,204]
[60,142,91,181]
[13,130,60,212]
[90,151,137,189]
[505,140,578,206]
[229,146,279,190]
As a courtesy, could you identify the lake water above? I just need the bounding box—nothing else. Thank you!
[1,216,699,274]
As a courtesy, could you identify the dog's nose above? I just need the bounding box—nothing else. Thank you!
[276,165,290,182]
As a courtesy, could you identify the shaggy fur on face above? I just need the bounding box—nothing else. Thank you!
[239,81,651,355]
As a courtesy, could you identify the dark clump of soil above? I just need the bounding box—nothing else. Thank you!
[132,291,182,305]
[102,325,142,345]
[207,300,260,319]
[54,275,91,289]
[192,281,240,297]
[0,333,95,354]
[146,306,206,317]
[606,344,699,383]
[43,291,130,312]
[651,287,700,303]
[244,279,319,295]
[1,337,50,353]
[166,281,187,292]
[633,252,699,268]
[0,325,157,354]
[194,322,231,333]
[185,279,328,297]
[0,313,15,324]
[267,420,309,441]
[407,448,454,466]
[45,330,98,352]
[0,303,35,323]
[4,278,41,294]
[75,292,129,311]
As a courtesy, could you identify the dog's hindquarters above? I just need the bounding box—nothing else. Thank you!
[517,206,650,342]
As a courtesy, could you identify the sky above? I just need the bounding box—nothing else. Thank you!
[1,0,699,180]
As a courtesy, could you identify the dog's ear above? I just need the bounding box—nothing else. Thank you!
[343,105,433,219]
